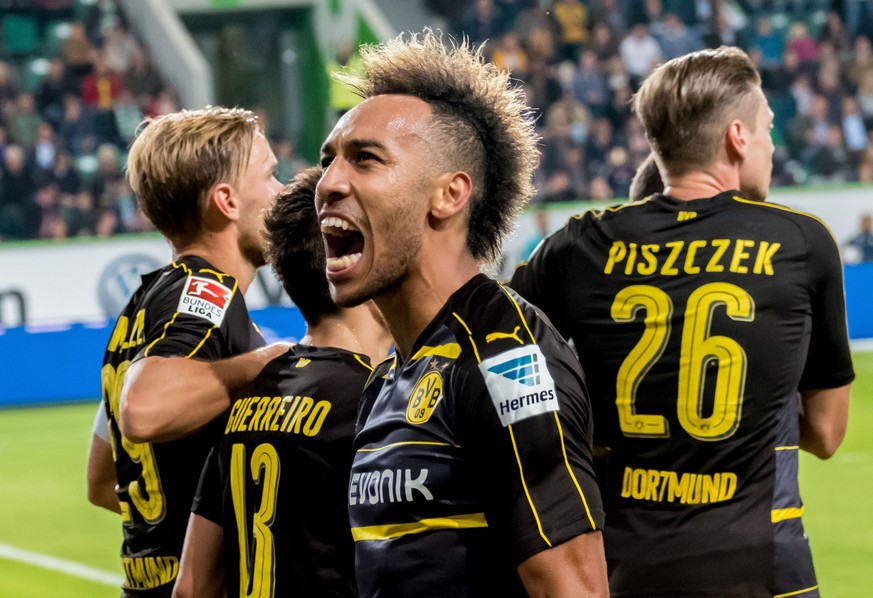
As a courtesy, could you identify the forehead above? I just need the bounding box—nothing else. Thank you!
[324,94,433,150]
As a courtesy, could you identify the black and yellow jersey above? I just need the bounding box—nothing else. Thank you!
[510,191,855,597]
[101,255,263,597]
[350,274,604,598]
[193,344,373,598]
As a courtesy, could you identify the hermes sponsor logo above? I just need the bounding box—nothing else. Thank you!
[479,345,558,426]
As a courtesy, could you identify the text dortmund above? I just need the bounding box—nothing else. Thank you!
[604,239,780,277]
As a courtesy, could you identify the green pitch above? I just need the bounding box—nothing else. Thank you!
[0,352,871,597]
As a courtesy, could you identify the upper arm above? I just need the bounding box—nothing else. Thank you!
[517,532,608,598]
[800,384,851,459]
[173,513,225,598]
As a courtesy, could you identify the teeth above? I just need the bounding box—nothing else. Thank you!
[326,252,362,272]
[320,217,359,233]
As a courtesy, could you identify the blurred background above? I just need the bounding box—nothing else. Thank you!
[0,0,871,596]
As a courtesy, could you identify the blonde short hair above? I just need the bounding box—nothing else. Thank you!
[126,107,259,242]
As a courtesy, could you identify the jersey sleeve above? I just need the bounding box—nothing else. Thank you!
[139,269,249,362]
[798,219,855,390]
[192,445,223,526]
[509,215,586,339]
[456,288,604,566]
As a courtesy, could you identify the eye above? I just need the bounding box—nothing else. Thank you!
[320,155,334,169]
[356,151,377,163]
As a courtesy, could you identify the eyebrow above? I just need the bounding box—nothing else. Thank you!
[321,138,389,155]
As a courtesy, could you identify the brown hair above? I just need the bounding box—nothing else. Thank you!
[265,166,339,325]
[629,152,664,200]
[126,107,259,242]
[336,30,539,264]
[632,46,761,177]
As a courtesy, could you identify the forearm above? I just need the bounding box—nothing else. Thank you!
[799,385,850,459]
[173,514,225,598]
[86,435,121,514]
[120,343,289,443]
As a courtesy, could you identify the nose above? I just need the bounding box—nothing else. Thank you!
[315,158,350,209]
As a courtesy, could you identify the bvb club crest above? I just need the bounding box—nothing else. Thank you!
[406,370,444,424]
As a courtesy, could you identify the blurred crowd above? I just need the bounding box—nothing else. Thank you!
[435,0,873,203]
[3,0,872,242]
[0,0,173,242]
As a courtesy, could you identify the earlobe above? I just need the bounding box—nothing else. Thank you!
[431,172,473,220]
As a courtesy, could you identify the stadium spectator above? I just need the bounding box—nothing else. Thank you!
[551,0,588,61]
[511,45,854,597]
[619,23,663,88]
[655,12,706,59]
[845,213,873,262]
[6,93,42,148]
[490,30,528,76]
[0,144,38,240]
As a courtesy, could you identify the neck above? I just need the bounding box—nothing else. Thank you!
[307,306,393,364]
[663,161,739,202]
[374,247,480,359]
[175,234,258,293]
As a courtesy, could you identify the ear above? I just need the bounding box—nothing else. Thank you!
[725,119,748,162]
[430,171,473,221]
[208,182,240,222]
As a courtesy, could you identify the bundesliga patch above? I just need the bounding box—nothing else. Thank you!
[478,345,558,427]
[177,275,233,326]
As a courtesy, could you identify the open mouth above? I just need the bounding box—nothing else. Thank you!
[320,217,364,272]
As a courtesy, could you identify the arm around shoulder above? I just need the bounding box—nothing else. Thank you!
[517,532,609,597]
[800,384,851,459]
[120,342,291,443]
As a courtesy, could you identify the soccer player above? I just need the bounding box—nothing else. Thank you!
[89,107,288,597]
[628,151,663,201]
[510,47,854,597]
[172,166,393,598]
[316,31,608,597]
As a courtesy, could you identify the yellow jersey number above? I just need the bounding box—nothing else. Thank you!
[611,282,754,441]
[230,443,280,598]
[101,361,166,524]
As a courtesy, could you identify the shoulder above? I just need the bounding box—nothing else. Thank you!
[731,196,840,251]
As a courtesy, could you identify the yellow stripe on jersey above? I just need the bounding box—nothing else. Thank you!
[554,412,598,531]
[775,445,799,451]
[357,440,461,454]
[187,326,216,358]
[498,285,536,344]
[144,313,179,356]
[509,424,552,547]
[771,507,804,523]
[353,354,374,372]
[198,268,226,283]
[172,261,192,276]
[452,313,480,363]
[731,196,831,231]
[351,512,488,541]
[411,343,462,361]
[774,584,819,597]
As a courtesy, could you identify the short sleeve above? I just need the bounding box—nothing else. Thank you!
[92,402,110,442]
[192,446,223,525]
[798,220,855,390]
[456,298,604,565]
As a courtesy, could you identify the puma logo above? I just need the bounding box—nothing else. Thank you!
[486,326,524,345]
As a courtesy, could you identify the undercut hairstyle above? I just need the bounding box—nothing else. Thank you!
[629,152,664,200]
[632,46,761,178]
[126,107,260,243]
[265,166,339,326]
[336,29,539,264]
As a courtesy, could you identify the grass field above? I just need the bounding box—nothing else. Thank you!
[0,352,871,597]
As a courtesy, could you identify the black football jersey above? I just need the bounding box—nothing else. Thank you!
[101,255,263,597]
[350,274,604,597]
[510,191,855,596]
[193,344,374,598]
